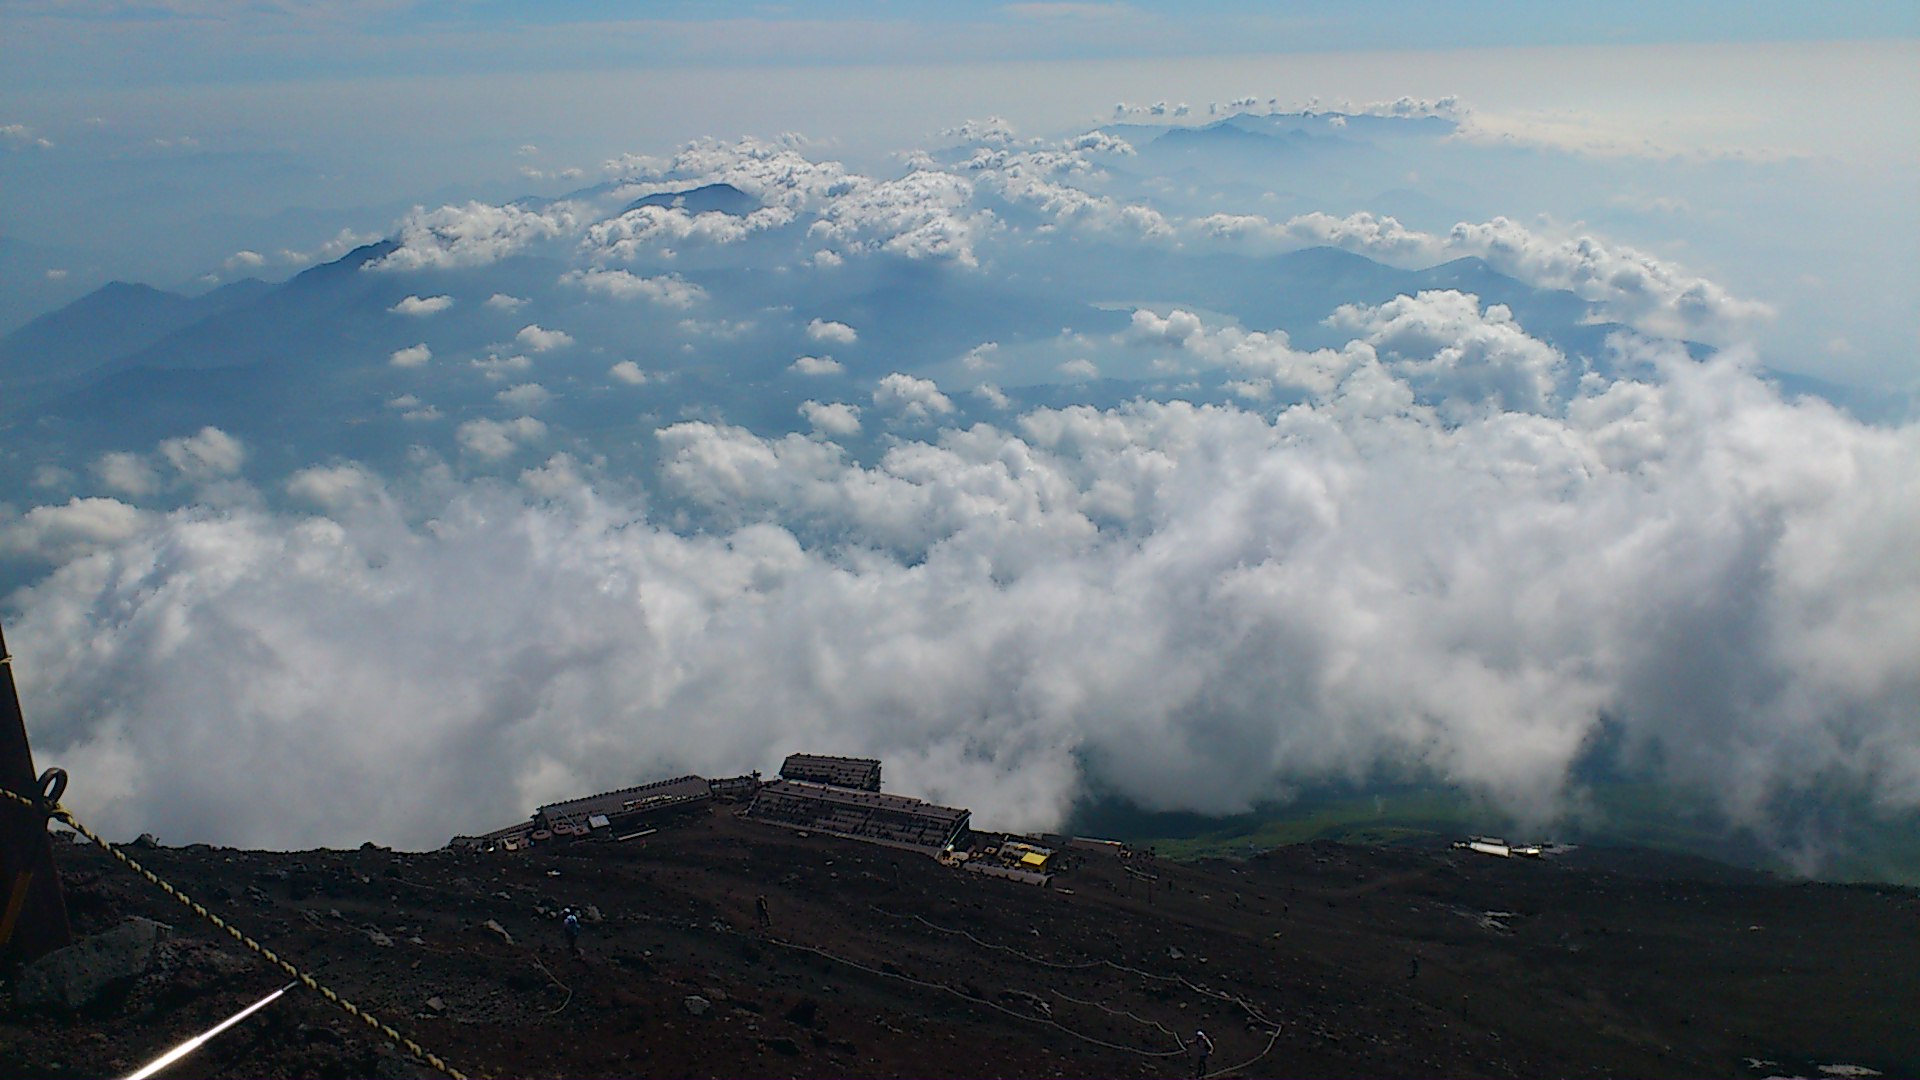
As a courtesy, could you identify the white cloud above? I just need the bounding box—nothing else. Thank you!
[158,427,244,479]
[974,383,1013,410]
[224,250,266,272]
[806,319,858,345]
[1329,290,1565,420]
[872,372,955,421]
[799,400,862,437]
[484,293,528,311]
[8,344,1918,854]
[1182,210,1770,344]
[456,416,547,459]
[374,201,581,271]
[93,452,160,497]
[515,325,574,352]
[389,343,433,368]
[495,383,553,410]
[285,465,377,510]
[521,453,586,499]
[2,123,54,148]
[1059,358,1099,380]
[560,268,707,308]
[941,116,1018,147]
[390,295,454,316]
[609,361,651,385]
[789,355,843,376]
[806,170,994,267]
[0,498,144,563]
[960,342,1000,371]
[583,204,795,261]
[472,354,533,379]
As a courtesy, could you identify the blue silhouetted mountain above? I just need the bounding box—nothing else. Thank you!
[621,183,758,217]
[0,277,270,387]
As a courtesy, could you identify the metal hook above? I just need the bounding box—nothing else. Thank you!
[38,767,67,810]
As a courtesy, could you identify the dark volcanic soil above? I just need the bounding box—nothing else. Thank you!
[5,811,1915,1079]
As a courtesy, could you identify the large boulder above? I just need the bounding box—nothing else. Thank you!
[14,918,169,1011]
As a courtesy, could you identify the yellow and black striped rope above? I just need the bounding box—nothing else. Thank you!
[1,784,472,1080]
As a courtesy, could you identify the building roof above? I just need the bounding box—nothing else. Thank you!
[537,774,711,832]
[779,754,883,791]
[745,779,968,853]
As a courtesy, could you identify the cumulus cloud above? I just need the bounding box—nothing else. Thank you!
[560,268,707,308]
[389,344,433,368]
[456,416,547,459]
[609,361,651,385]
[872,372,955,421]
[472,354,533,379]
[374,201,581,271]
[390,295,454,316]
[789,355,843,376]
[1,123,54,149]
[285,464,378,511]
[7,340,1917,854]
[495,383,553,410]
[515,325,574,352]
[1,498,146,563]
[807,171,994,266]
[582,204,795,261]
[799,400,862,437]
[1059,358,1100,380]
[158,427,244,480]
[806,319,858,345]
[93,452,160,497]
[1182,211,1770,343]
[5,114,1911,868]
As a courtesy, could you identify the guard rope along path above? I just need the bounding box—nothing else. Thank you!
[1,777,472,1080]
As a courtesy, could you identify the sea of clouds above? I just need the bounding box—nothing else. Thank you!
[4,114,1916,855]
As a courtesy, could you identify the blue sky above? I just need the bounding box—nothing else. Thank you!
[4,1,1917,89]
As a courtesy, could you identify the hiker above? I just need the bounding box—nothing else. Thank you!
[561,905,583,957]
[1189,1028,1214,1079]
[755,894,772,929]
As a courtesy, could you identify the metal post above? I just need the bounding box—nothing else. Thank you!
[0,621,72,964]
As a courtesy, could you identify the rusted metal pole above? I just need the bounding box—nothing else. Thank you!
[0,620,72,964]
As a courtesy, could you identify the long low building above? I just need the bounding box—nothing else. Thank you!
[536,775,713,837]
[779,754,882,791]
[744,779,969,856]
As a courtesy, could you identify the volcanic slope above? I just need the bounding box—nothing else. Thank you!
[9,811,1915,1079]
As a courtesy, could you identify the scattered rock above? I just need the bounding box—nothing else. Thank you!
[426,996,446,1013]
[1167,946,1184,960]
[364,928,394,947]
[585,905,605,924]
[481,919,513,945]
[131,833,160,849]
[684,995,712,1016]
[16,918,168,1011]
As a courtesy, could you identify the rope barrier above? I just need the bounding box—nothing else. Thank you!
[8,766,1288,1078]
[1,782,472,1080]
